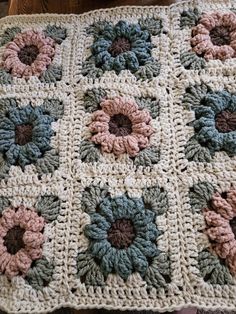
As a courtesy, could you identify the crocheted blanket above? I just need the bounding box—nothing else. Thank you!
[1,0,236,312]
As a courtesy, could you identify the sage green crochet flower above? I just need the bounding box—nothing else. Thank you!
[193,91,236,156]
[0,104,54,168]
[91,20,153,74]
[83,195,160,280]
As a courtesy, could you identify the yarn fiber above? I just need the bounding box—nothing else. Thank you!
[1,1,236,313]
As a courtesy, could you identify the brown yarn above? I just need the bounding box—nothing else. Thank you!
[210,26,231,46]
[109,114,132,137]
[107,219,135,249]
[4,226,25,255]
[215,110,236,133]
[18,45,39,65]
[15,124,33,145]
[230,217,236,237]
[109,37,131,57]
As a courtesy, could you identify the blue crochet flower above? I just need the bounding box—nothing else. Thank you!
[91,20,153,74]
[193,91,236,156]
[0,104,54,168]
[84,195,160,280]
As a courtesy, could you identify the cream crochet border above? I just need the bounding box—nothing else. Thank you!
[0,0,236,313]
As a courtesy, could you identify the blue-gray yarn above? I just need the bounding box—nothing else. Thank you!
[0,104,54,168]
[84,194,160,280]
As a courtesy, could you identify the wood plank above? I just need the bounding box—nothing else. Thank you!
[8,0,176,15]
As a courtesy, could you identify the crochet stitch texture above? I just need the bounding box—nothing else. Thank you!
[2,0,236,313]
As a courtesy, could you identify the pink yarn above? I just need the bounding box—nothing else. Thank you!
[204,189,236,274]
[191,11,236,61]
[89,97,154,157]
[0,206,45,278]
[2,30,55,79]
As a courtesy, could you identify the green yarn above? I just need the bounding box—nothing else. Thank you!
[198,250,233,285]
[189,182,215,213]
[35,149,59,174]
[144,253,170,288]
[180,51,206,70]
[134,61,161,80]
[77,252,105,286]
[79,140,100,163]
[183,83,210,110]
[180,8,200,29]
[0,27,21,46]
[138,17,163,36]
[42,99,64,120]
[133,147,160,167]
[0,196,10,215]
[143,186,168,215]
[39,65,62,83]
[44,25,67,44]
[82,57,104,79]
[185,136,213,162]
[36,195,60,222]
[0,69,12,85]
[83,88,107,113]
[25,258,54,290]
[0,98,17,117]
[88,21,113,38]
[0,154,10,180]
[135,97,160,119]
[81,184,108,215]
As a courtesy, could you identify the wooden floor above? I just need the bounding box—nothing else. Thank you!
[8,0,176,15]
[1,0,179,314]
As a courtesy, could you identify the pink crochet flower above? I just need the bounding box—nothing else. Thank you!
[2,30,55,79]
[204,189,236,275]
[89,97,154,157]
[0,206,45,278]
[191,11,236,61]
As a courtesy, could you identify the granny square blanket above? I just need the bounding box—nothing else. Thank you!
[1,0,236,312]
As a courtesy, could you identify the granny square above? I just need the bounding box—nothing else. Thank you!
[1,0,236,313]
[0,15,74,86]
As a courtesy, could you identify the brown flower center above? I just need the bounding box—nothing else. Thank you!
[4,226,25,255]
[109,37,131,57]
[230,217,236,237]
[210,26,231,46]
[18,45,39,65]
[15,124,33,146]
[215,110,236,133]
[107,219,135,249]
[109,114,132,137]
